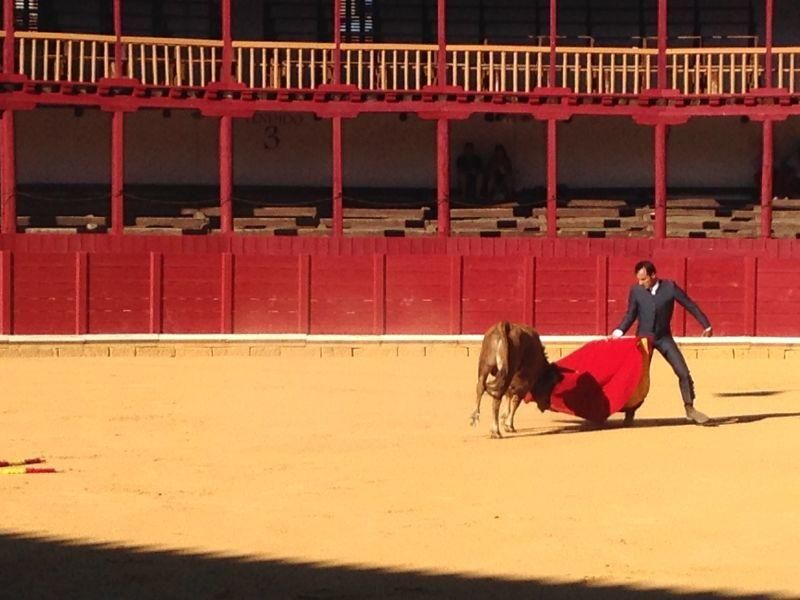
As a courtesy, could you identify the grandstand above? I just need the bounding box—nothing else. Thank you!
[1,0,800,335]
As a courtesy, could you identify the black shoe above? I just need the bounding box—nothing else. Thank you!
[685,404,710,425]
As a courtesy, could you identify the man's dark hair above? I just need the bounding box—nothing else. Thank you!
[634,260,656,275]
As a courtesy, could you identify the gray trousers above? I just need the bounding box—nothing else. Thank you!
[654,335,695,405]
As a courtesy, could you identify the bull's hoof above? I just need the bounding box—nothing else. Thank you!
[490,429,503,439]
[502,423,516,433]
[469,412,480,427]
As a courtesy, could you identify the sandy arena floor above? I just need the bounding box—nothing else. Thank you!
[2,346,800,599]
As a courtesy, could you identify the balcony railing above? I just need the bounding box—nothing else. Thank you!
[3,31,800,97]
[666,47,763,95]
[341,43,438,90]
[234,42,333,89]
[16,31,116,83]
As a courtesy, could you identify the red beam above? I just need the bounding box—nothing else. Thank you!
[3,0,14,74]
[657,0,667,89]
[111,111,124,234]
[113,0,122,77]
[595,255,609,335]
[149,252,163,334]
[760,119,774,239]
[744,256,757,335]
[0,251,11,334]
[372,254,386,334]
[437,0,447,87]
[654,123,667,239]
[333,0,342,85]
[221,0,233,85]
[765,0,774,88]
[221,252,233,333]
[546,119,557,238]
[332,117,343,236]
[298,254,311,333]
[449,255,462,334]
[1,110,16,235]
[75,252,88,334]
[436,118,450,237]
[219,115,233,233]
[548,0,557,86]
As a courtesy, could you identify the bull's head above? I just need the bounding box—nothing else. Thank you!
[532,364,564,412]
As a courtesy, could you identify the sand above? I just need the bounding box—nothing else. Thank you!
[1,347,799,599]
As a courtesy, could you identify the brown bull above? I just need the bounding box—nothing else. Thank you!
[470,321,562,438]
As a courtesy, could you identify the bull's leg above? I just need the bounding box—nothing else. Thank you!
[490,394,503,438]
[503,395,523,433]
[470,373,488,427]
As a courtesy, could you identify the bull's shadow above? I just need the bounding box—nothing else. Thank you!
[510,411,800,437]
[0,530,781,600]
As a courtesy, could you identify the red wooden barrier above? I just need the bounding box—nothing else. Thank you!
[1,235,799,336]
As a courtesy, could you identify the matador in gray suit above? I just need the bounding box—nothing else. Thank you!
[612,260,713,424]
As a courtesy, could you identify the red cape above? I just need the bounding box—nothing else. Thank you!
[526,337,653,424]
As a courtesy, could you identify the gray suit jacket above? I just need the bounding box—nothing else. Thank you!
[615,279,711,339]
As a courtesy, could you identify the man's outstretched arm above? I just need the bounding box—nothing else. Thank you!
[612,286,638,337]
[674,285,712,336]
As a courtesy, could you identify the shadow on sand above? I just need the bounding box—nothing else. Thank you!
[510,411,800,438]
[714,390,786,398]
[0,531,776,600]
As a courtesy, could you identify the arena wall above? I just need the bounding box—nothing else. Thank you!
[1,236,799,337]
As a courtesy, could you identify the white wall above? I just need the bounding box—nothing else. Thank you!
[13,107,782,190]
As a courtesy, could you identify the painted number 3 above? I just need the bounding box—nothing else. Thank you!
[263,126,280,149]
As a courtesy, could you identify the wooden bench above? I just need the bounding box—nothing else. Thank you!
[666,198,722,209]
[24,227,78,234]
[565,198,628,208]
[125,226,185,236]
[451,207,517,219]
[342,207,430,220]
[135,217,209,231]
[252,206,319,218]
[234,217,311,230]
[180,207,222,217]
[55,215,107,231]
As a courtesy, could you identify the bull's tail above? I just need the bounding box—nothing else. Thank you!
[471,321,511,427]
[484,321,512,397]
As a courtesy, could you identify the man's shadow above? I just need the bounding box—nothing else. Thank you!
[510,389,797,437]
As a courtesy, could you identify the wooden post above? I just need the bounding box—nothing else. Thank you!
[654,122,667,239]
[221,0,233,85]
[764,0,774,88]
[657,0,667,89]
[219,115,233,233]
[333,0,342,85]
[760,119,773,239]
[3,0,15,75]
[111,110,125,234]
[332,117,343,236]
[548,0,557,86]
[437,0,447,87]
[113,0,122,77]
[437,118,450,237]
[546,119,557,237]
[1,110,16,235]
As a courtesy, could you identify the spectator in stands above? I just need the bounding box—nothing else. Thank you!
[483,144,515,203]
[456,142,483,203]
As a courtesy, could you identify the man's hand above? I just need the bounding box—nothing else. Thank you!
[610,329,624,339]
[701,326,713,338]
